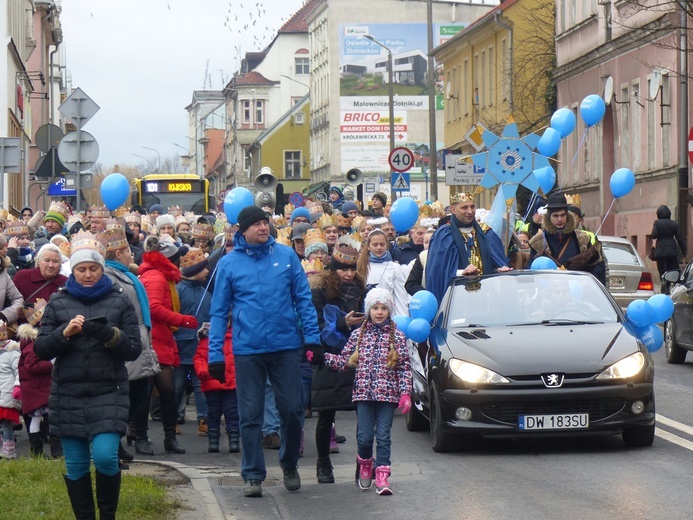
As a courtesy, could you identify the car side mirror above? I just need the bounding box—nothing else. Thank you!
[662,269,681,284]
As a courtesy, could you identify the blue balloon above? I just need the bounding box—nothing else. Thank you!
[626,299,653,328]
[647,294,674,324]
[580,94,606,127]
[100,173,130,211]
[224,187,255,224]
[390,197,419,233]
[392,315,412,332]
[637,323,663,353]
[550,108,576,138]
[537,127,562,157]
[531,257,557,270]
[407,318,431,343]
[534,166,556,194]
[609,168,635,198]
[409,290,438,322]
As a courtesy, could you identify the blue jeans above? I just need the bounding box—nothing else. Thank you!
[174,364,207,420]
[356,401,396,467]
[62,432,120,479]
[205,390,239,433]
[235,349,303,482]
[263,379,280,436]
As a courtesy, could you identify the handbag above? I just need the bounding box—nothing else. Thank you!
[320,304,348,350]
[648,245,656,261]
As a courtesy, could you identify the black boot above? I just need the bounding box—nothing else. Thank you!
[135,436,154,456]
[208,429,220,453]
[164,427,186,454]
[228,430,240,453]
[95,470,121,520]
[28,433,45,458]
[126,422,136,446]
[50,435,63,458]
[317,457,335,484]
[64,474,95,520]
[118,440,134,462]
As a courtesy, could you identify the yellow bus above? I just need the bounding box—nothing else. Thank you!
[131,174,212,213]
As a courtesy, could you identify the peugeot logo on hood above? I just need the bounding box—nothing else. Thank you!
[541,373,565,388]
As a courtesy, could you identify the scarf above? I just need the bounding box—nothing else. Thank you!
[17,247,34,265]
[106,260,151,328]
[65,273,113,303]
[369,251,392,263]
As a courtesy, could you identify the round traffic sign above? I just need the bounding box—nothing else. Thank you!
[688,126,693,164]
[58,130,99,171]
[35,124,64,153]
[389,146,415,173]
[289,192,304,207]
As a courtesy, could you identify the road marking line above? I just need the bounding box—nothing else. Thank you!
[656,414,693,436]
[656,428,693,450]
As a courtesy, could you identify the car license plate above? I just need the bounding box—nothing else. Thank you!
[609,276,624,288]
[518,414,589,430]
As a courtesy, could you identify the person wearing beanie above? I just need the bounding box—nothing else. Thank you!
[289,207,311,228]
[156,214,177,240]
[371,192,387,217]
[148,204,165,218]
[291,223,312,260]
[138,235,199,456]
[307,234,366,483]
[305,286,411,495]
[206,201,321,498]
[341,201,360,219]
[21,206,33,224]
[329,187,344,212]
[34,230,142,519]
[44,201,70,240]
[173,248,211,438]
[304,229,329,263]
[528,192,606,285]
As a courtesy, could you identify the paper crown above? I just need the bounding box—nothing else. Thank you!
[283,203,295,216]
[174,215,189,226]
[104,229,129,252]
[331,235,361,266]
[70,230,107,258]
[192,223,214,240]
[106,218,127,233]
[336,215,353,229]
[67,213,85,225]
[89,205,110,219]
[0,321,7,341]
[351,216,366,231]
[25,298,47,327]
[57,240,71,257]
[5,220,28,237]
[124,212,142,225]
[301,257,323,276]
[48,200,70,219]
[451,191,475,204]
[565,194,582,207]
[168,205,183,217]
[304,228,326,247]
[180,247,207,270]
[307,202,324,219]
[0,209,8,220]
[317,214,337,230]
[113,206,129,218]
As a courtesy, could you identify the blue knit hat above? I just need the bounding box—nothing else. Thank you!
[289,206,311,226]
[341,201,359,217]
[329,186,343,198]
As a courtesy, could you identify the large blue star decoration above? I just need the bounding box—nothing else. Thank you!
[467,116,553,201]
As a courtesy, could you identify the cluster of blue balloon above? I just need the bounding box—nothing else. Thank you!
[389,197,419,233]
[100,173,131,211]
[392,290,438,342]
[223,187,255,223]
[625,295,674,352]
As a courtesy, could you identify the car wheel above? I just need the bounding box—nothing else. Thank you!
[430,383,453,453]
[665,319,687,364]
[622,423,655,447]
[405,399,429,432]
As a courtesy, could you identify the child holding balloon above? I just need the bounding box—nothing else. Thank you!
[306,288,412,496]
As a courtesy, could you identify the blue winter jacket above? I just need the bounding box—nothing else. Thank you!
[207,233,321,363]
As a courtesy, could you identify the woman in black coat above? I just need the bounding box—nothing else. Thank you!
[309,240,367,484]
[34,233,142,520]
[652,205,686,292]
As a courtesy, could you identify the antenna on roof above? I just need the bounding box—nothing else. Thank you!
[203,59,210,90]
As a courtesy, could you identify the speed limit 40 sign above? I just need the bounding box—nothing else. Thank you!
[388,146,414,173]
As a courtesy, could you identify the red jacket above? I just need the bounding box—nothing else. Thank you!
[17,324,52,414]
[139,252,187,366]
[194,330,236,392]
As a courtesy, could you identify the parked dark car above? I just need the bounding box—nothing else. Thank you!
[406,270,655,452]
[663,264,693,363]
[600,235,655,309]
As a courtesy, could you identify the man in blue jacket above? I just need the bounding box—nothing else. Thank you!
[207,205,321,498]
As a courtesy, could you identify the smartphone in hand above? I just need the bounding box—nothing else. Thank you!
[87,315,108,324]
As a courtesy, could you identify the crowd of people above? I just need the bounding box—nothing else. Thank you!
[0,186,612,515]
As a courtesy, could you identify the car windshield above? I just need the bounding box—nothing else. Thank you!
[446,272,620,327]
[602,242,639,266]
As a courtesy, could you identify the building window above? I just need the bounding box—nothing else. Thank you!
[255,100,264,125]
[296,57,310,75]
[285,151,302,179]
[242,100,251,124]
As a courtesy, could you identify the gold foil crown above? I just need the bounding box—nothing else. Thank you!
[25,298,47,327]
[5,220,28,237]
[0,209,8,220]
[106,218,127,233]
[565,194,582,207]
[113,207,128,218]
[49,201,70,219]
[180,247,207,270]
[89,205,110,219]
[303,228,326,250]
[124,212,141,225]
[451,191,475,204]
[168,205,183,217]
[301,257,323,275]
[192,223,214,240]
[317,214,337,230]
[70,230,107,258]
[283,203,295,217]
[57,241,71,257]
[331,235,361,266]
[336,215,353,229]
[104,229,128,252]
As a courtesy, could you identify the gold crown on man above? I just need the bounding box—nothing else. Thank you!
[317,214,337,230]
[25,298,47,327]
[70,230,107,258]
[106,218,127,233]
[104,229,128,252]
[89,205,110,219]
[336,215,353,229]
[113,207,129,218]
[124,212,141,225]
[301,257,323,275]
[451,191,475,204]
[49,200,71,219]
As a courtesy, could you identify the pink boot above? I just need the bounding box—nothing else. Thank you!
[330,424,339,453]
[357,455,374,489]
[375,465,392,495]
[0,440,17,459]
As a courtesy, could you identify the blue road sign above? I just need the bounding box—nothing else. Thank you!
[391,172,410,192]
[48,176,77,196]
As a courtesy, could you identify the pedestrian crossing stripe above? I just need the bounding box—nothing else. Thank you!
[392,174,409,190]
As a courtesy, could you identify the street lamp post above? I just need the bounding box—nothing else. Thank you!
[142,146,161,172]
[172,143,192,172]
[365,34,397,202]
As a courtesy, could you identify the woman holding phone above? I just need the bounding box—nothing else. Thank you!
[34,231,142,520]
[308,236,367,484]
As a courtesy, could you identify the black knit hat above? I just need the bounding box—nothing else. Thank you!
[238,206,269,234]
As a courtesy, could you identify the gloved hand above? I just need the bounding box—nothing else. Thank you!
[398,393,411,414]
[303,344,322,362]
[306,349,325,366]
[11,386,21,401]
[181,315,199,329]
[208,362,226,383]
[81,321,116,345]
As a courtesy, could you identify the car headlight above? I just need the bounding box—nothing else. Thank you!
[596,352,645,380]
[449,359,510,384]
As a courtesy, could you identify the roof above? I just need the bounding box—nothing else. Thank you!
[232,71,278,87]
[251,94,309,147]
[278,0,322,33]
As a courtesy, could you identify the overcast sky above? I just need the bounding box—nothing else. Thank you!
[59,0,304,170]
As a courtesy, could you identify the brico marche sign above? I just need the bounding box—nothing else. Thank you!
[340,111,408,142]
